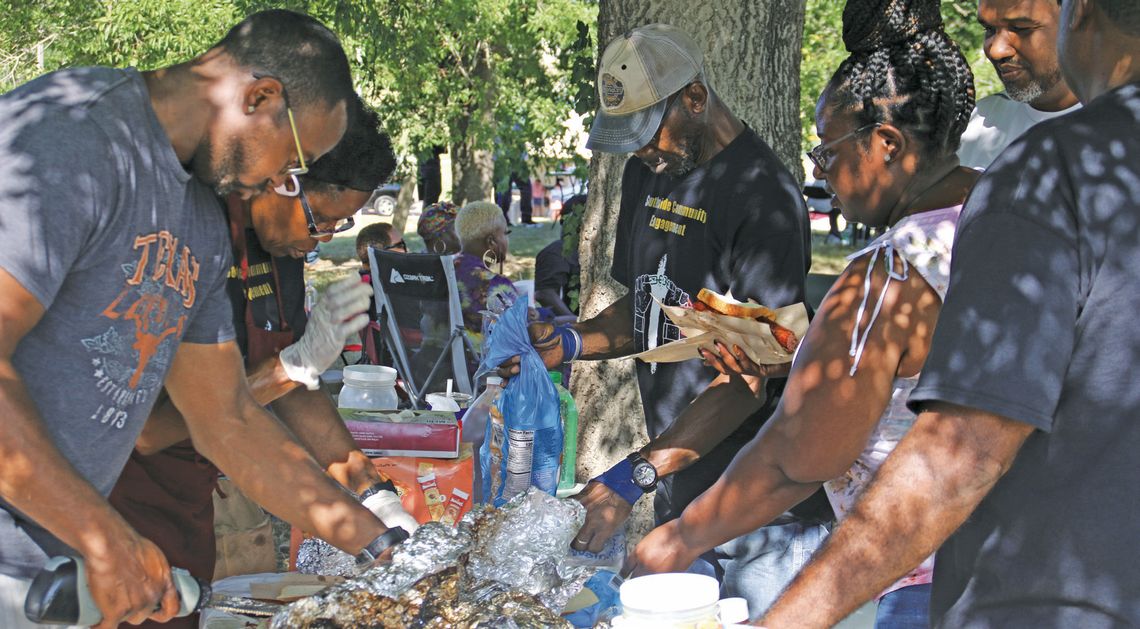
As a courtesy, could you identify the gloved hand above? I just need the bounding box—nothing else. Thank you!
[280,276,373,390]
[362,490,420,535]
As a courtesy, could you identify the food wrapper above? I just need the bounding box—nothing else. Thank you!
[633,298,809,365]
[280,489,592,627]
[373,444,474,524]
[464,488,594,611]
[290,448,475,576]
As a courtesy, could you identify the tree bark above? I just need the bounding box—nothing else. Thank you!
[572,0,807,542]
[389,167,418,237]
[449,44,496,206]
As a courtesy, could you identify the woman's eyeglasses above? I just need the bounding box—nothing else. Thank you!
[806,123,882,172]
[273,174,355,238]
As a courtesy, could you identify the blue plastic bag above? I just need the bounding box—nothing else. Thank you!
[565,570,623,628]
[476,298,563,506]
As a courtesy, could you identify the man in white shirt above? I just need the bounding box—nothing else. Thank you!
[958,0,1081,169]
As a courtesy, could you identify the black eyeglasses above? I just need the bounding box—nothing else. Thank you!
[383,240,407,252]
[806,123,882,172]
[295,178,355,238]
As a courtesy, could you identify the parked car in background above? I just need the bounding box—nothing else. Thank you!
[803,173,832,216]
[359,183,401,216]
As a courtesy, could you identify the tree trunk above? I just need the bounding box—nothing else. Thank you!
[449,44,497,206]
[572,0,807,542]
[389,167,418,237]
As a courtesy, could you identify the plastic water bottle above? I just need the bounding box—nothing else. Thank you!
[466,377,502,504]
[550,371,578,491]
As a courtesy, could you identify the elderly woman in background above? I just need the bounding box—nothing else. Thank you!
[453,201,521,359]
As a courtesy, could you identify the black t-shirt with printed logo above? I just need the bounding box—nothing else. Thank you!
[611,127,831,523]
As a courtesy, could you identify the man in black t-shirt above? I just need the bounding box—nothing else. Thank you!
[514,24,832,609]
[754,2,1140,627]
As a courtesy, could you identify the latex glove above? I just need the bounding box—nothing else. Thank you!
[280,276,372,389]
[363,490,420,534]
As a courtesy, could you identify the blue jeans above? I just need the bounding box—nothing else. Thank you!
[876,583,931,629]
[712,519,830,619]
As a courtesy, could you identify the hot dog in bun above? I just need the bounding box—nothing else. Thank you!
[692,288,799,353]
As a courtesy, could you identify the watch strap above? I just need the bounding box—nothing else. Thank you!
[626,452,658,492]
[354,526,409,566]
[359,479,398,502]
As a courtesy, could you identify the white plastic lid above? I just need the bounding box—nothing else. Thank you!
[619,573,719,614]
[485,376,503,386]
[342,365,397,386]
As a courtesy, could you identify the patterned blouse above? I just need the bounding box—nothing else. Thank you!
[825,205,961,598]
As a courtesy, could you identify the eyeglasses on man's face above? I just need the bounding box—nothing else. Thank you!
[252,73,308,177]
[806,123,882,172]
[273,174,355,238]
[383,240,408,252]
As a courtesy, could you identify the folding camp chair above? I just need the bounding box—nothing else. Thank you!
[366,248,474,407]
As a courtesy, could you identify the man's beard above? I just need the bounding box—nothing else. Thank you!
[197,138,250,197]
[655,131,702,178]
[1004,65,1064,105]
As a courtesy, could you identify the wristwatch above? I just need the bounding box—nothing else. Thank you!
[354,527,409,566]
[627,452,658,493]
[359,479,398,502]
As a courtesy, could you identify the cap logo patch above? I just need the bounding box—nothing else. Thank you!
[601,72,624,109]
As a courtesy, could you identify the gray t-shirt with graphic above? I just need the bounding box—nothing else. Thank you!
[0,67,235,578]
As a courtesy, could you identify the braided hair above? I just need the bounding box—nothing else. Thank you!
[824,0,975,157]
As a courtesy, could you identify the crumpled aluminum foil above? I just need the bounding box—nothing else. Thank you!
[295,536,356,577]
[465,488,593,611]
[355,520,472,597]
[278,489,594,625]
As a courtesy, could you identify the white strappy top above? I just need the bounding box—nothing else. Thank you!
[824,205,961,598]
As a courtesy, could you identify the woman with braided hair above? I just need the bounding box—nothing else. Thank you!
[627,0,977,625]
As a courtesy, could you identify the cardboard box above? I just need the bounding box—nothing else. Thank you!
[339,408,460,458]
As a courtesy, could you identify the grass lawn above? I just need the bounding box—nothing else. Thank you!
[306,212,858,292]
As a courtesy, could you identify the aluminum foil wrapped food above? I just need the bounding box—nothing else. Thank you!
[274,489,591,627]
[464,487,593,611]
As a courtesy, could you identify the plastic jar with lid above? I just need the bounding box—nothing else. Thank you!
[337,365,399,411]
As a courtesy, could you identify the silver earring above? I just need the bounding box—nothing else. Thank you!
[482,249,499,269]
[247,105,256,113]
[884,154,891,163]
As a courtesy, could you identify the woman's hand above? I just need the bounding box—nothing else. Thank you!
[700,341,790,397]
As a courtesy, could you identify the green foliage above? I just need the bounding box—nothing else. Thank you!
[0,0,596,185]
[310,0,597,180]
[800,0,1001,151]
[0,0,245,91]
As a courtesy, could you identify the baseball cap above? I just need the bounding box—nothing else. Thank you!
[586,24,704,153]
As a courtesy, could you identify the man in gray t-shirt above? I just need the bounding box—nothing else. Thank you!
[745,1,1140,627]
[0,11,395,628]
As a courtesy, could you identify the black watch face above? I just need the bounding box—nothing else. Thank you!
[632,460,657,489]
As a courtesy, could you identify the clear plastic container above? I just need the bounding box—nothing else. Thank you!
[467,377,502,504]
[337,365,399,411]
